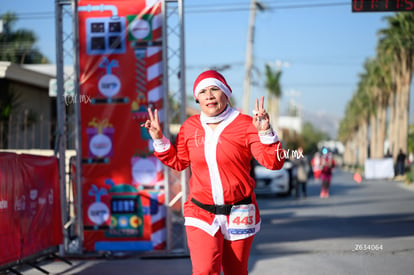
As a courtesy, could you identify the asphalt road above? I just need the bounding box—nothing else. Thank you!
[8,169,414,275]
[250,169,414,275]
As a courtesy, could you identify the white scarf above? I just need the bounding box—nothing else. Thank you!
[200,105,233,124]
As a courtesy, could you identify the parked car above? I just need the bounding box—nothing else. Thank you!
[254,161,291,196]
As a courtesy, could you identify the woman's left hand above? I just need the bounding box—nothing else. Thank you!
[252,96,270,131]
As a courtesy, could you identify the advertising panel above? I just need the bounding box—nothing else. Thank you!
[0,153,62,265]
[77,0,165,252]
[0,153,20,265]
[18,154,62,258]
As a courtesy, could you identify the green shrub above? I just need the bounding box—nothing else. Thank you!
[406,166,414,184]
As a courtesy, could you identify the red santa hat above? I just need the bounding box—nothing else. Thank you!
[193,70,232,100]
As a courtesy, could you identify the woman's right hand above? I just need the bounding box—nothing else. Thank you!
[141,108,163,140]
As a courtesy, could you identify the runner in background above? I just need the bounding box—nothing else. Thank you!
[311,152,322,183]
[320,149,335,198]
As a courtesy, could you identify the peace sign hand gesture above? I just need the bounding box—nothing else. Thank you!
[141,108,163,140]
[252,96,271,131]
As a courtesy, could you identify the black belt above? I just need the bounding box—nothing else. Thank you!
[191,197,252,215]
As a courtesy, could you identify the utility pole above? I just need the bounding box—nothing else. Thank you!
[242,0,264,114]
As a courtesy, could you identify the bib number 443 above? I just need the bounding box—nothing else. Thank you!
[228,204,256,235]
[231,216,253,225]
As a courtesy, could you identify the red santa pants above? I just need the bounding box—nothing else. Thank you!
[186,226,254,275]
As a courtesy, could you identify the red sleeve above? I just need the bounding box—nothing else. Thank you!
[154,124,190,172]
[246,123,285,170]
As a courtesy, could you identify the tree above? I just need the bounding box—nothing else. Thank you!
[0,80,22,148]
[339,12,413,168]
[408,124,414,155]
[0,12,49,64]
[0,12,49,148]
[264,63,282,125]
[377,13,414,158]
[370,54,392,158]
[301,122,330,154]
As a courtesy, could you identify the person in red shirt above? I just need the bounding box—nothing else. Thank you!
[320,151,335,198]
[142,70,285,275]
[311,152,322,182]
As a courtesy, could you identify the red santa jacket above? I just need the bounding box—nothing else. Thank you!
[154,109,285,239]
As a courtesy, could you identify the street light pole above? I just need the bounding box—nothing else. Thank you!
[242,0,257,114]
[243,1,265,114]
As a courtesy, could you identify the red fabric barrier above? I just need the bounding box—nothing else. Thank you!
[0,153,62,266]
[0,153,20,265]
[19,154,63,258]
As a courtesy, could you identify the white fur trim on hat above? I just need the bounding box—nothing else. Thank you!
[194,78,232,99]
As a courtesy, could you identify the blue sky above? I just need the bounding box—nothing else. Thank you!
[2,0,414,130]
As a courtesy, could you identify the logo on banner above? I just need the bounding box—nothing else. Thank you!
[87,118,114,158]
[88,202,110,225]
[48,189,54,205]
[128,14,153,41]
[38,197,47,205]
[98,57,121,98]
[129,18,150,40]
[88,185,110,225]
[131,156,163,188]
[99,74,121,97]
[90,134,112,157]
[29,189,39,216]
[30,189,38,200]
[15,195,26,211]
[0,199,7,210]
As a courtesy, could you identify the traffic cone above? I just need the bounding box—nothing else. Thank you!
[353,172,362,184]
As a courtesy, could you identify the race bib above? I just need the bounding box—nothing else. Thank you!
[228,204,256,235]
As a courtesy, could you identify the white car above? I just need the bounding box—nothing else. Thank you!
[254,163,290,196]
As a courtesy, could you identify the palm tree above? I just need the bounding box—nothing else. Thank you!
[0,82,22,148]
[372,54,392,158]
[0,12,49,64]
[340,12,414,168]
[377,13,414,158]
[264,63,282,125]
[339,95,360,167]
[339,62,379,167]
[362,58,390,159]
[0,12,50,147]
[355,78,372,165]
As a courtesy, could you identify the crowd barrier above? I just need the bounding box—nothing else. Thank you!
[0,152,63,269]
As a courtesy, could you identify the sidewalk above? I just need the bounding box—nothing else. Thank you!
[396,180,414,192]
[5,251,192,275]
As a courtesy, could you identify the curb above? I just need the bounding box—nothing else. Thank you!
[397,182,414,192]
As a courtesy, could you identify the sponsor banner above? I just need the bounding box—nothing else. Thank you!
[18,154,62,258]
[0,153,20,266]
[0,153,62,266]
[77,0,165,252]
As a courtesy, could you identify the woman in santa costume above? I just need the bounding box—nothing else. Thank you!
[142,70,285,275]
